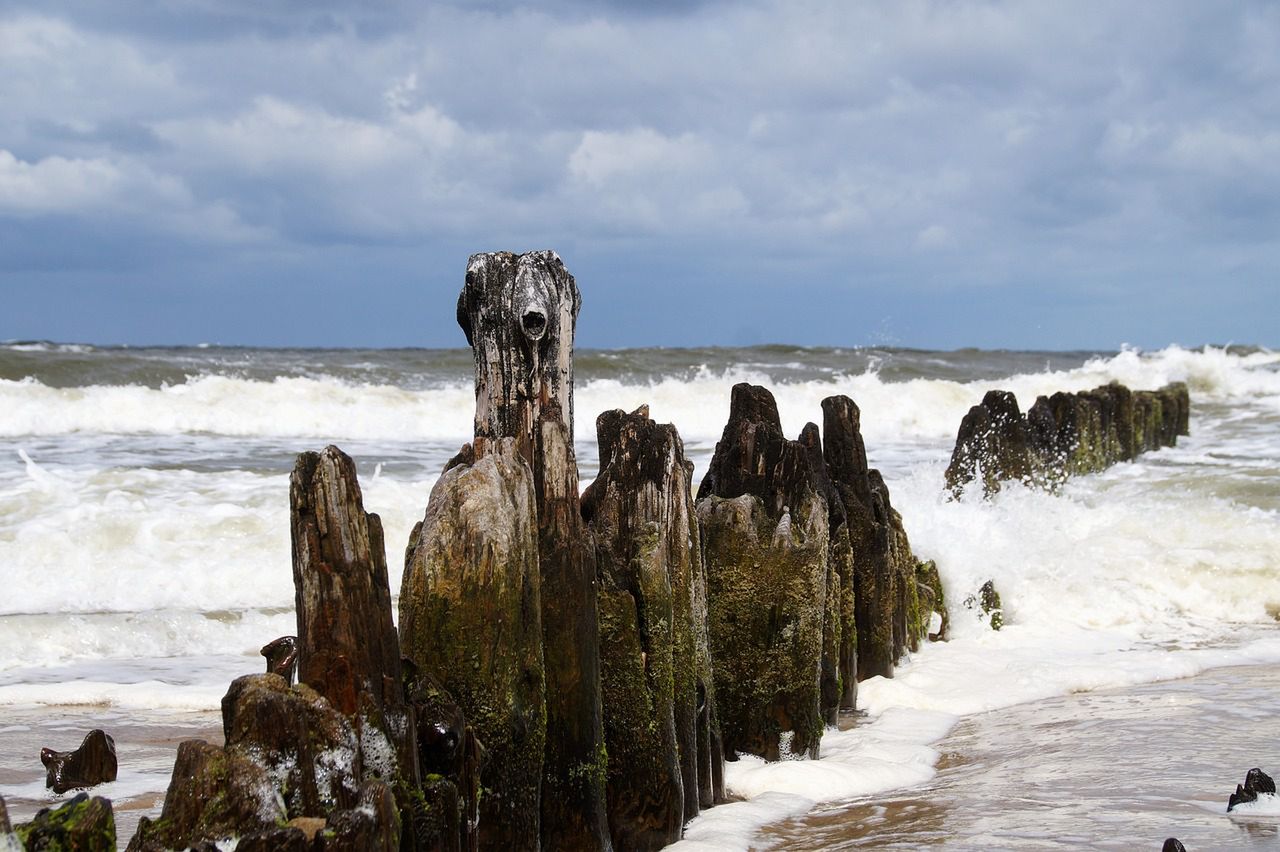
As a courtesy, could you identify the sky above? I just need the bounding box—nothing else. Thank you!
[0,1,1277,350]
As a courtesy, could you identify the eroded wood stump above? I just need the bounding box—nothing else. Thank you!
[40,729,117,794]
[291,446,408,740]
[17,793,116,852]
[399,438,545,850]
[133,446,418,851]
[697,384,829,761]
[822,395,918,682]
[582,406,725,848]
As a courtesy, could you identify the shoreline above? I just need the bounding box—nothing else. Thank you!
[763,662,1280,850]
[7,657,1279,850]
[672,632,1280,850]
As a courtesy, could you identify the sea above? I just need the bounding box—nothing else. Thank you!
[1,341,1278,850]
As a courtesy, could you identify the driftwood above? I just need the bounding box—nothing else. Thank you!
[454,250,611,850]
[946,381,1191,496]
[582,406,725,849]
[40,729,117,794]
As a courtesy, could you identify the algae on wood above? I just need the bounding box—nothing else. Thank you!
[399,438,546,850]
[582,406,725,848]
[697,384,829,761]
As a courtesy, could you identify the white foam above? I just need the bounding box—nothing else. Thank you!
[0,462,429,621]
[1229,792,1280,817]
[0,679,229,711]
[0,346,1275,446]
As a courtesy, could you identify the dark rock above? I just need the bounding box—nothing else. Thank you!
[233,826,311,852]
[1228,766,1276,811]
[126,739,283,850]
[456,250,611,850]
[221,674,361,818]
[1162,840,1186,852]
[40,728,118,794]
[697,383,829,761]
[260,635,298,685]
[582,406,724,847]
[399,438,545,850]
[15,793,115,852]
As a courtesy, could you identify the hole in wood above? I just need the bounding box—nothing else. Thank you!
[521,310,547,340]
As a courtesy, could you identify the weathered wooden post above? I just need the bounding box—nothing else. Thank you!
[697,384,829,760]
[399,439,546,850]
[291,446,413,777]
[582,407,725,849]
[798,422,849,723]
[821,395,898,681]
[131,445,416,851]
[455,250,612,850]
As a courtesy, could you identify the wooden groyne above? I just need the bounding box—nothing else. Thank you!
[51,249,961,852]
[945,381,1190,497]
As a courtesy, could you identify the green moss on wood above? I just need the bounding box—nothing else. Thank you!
[699,494,827,761]
[17,793,116,852]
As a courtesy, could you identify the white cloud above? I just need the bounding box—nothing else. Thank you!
[1166,122,1280,177]
[568,128,710,187]
[0,150,126,214]
[0,148,265,243]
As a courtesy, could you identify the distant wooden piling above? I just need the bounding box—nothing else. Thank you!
[945,381,1191,496]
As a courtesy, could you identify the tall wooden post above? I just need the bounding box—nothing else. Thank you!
[457,251,612,851]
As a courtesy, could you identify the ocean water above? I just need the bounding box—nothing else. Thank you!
[1,341,1278,848]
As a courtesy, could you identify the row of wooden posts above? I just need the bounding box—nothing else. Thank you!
[117,251,1189,852]
[392,251,942,849]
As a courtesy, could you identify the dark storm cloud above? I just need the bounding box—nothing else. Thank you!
[1,1,1277,347]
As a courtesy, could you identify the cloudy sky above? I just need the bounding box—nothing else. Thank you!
[1,1,1277,349]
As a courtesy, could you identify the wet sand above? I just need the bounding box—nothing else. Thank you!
[765,663,1280,850]
[0,704,222,845]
